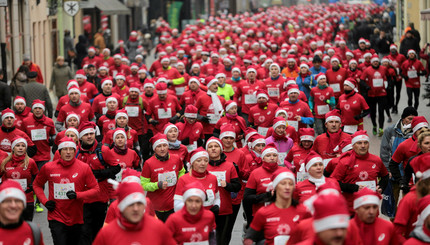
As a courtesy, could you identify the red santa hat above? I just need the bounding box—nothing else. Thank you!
[211,52,220,58]
[244,128,258,145]
[163,123,178,135]
[363,52,372,58]
[220,124,236,139]
[150,133,169,150]
[182,182,206,202]
[353,188,381,209]
[138,67,147,74]
[1,108,15,121]
[129,83,140,94]
[250,134,266,148]
[67,80,79,90]
[284,79,297,89]
[232,67,241,74]
[313,194,350,233]
[13,96,26,106]
[143,81,155,89]
[346,51,354,57]
[299,63,309,70]
[412,116,429,134]
[255,89,269,100]
[11,137,27,150]
[325,109,341,123]
[206,76,218,88]
[299,128,315,142]
[407,49,417,56]
[272,116,287,130]
[98,66,109,72]
[116,182,146,212]
[78,121,96,139]
[270,63,280,71]
[351,130,369,145]
[317,181,341,195]
[75,69,87,79]
[390,44,398,50]
[205,136,223,151]
[188,77,200,86]
[88,46,96,53]
[271,168,295,189]
[336,137,353,153]
[287,55,296,63]
[330,57,340,64]
[113,54,122,60]
[215,73,226,79]
[261,142,279,159]
[58,137,77,151]
[189,147,209,165]
[304,151,323,172]
[370,54,379,63]
[155,82,168,95]
[246,67,257,76]
[32,99,45,111]
[115,109,128,121]
[0,179,26,206]
[115,73,126,81]
[288,84,300,95]
[160,56,170,63]
[225,100,237,112]
[105,96,118,105]
[66,113,80,125]
[101,79,113,88]
[184,105,198,119]
[412,153,430,179]
[191,63,200,69]
[121,168,142,184]
[113,128,127,141]
[315,72,326,82]
[344,77,357,90]
[358,38,366,44]
[349,59,358,66]
[275,108,287,117]
[68,85,81,96]
[65,127,79,138]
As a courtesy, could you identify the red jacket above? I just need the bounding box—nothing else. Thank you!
[360,65,388,97]
[235,80,267,114]
[264,76,286,104]
[0,127,35,153]
[78,81,98,99]
[146,95,182,134]
[1,158,38,202]
[56,102,94,123]
[23,62,44,84]
[349,216,400,245]
[91,93,121,115]
[195,93,226,135]
[326,67,348,98]
[394,187,418,243]
[22,115,56,162]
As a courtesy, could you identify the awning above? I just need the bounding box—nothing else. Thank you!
[421,8,430,20]
[80,0,131,15]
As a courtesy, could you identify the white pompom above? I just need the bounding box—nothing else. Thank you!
[416,171,423,179]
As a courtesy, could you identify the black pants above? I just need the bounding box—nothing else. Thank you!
[215,214,231,245]
[368,96,386,129]
[22,202,34,221]
[49,220,82,245]
[155,209,174,222]
[141,130,153,161]
[80,202,108,245]
[394,80,402,109]
[407,87,420,109]
[240,112,249,126]
[35,161,48,205]
[223,204,241,245]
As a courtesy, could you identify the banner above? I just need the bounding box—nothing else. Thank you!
[168,1,183,30]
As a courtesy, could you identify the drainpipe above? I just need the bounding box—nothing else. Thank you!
[23,0,31,56]
[11,0,20,72]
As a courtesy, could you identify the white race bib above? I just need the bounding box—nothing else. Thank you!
[157,108,172,119]
[125,106,139,117]
[204,189,215,207]
[184,241,209,245]
[408,70,418,78]
[53,183,75,200]
[244,94,257,104]
[330,83,340,92]
[209,171,226,187]
[186,142,198,152]
[31,129,47,141]
[158,171,177,187]
[13,179,27,191]
[258,127,269,137]
[175,86,185,96]
[286,120,298,131]
[102,107,108,115]
[207,114,220,124]
[359,58,365,63]
[317,40,324,46]
[274,235,290,245]
[317,104,330,115]
[356,180,376,191]
[343,125,358,134]
[296,172,308,182]
[268,87,280,97]
[279,153,287,165]
[372,79,383,87]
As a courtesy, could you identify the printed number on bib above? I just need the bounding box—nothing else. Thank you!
[158,171,177,187]
[274,235,290,245]
[54,183,75,200]
[209,171,226,187]
[278,153,287,165]
[175,86,185,96]
[372,79,383,87]
[268,87,280,97]
[186,142,198,152]
[330,84,340,93]
[408,70,418,78]
[356,180,376,191]
[317,105,330,115]
[125,106,139,117]
[31,129,47,141]
[204,189,215,207]
[158,108,172,119]
[183,241,209,245]
[207,114,220,124]
[258,127,269,137]
[286,120,298,131]
[13,179,27,191]
[343,125,358,134]
[244,94,257,104]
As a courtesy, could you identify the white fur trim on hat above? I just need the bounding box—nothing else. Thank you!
[129,87,140,93]
[246,68,257,75]
[122,176,141,184]
[184,113,197,119]
[408,50,417,56]
[183,188,206,202]
[261,147,278,159]
[66,114,80,124]
[313,214,349,233]
[349,60,358,65]
[300,135,315,142]
[12,138,27,150]
[300,63,309,70]
[152,138,168,150]
[344,80,355,89]
[371,57,379,63]
[256,92,269,100]
[363,53,372,58]
[288,88,300,95]
[306,157,323,171]
[188,77,200,86]
[330,58,339,64]
[232,67,241,73]
[105,97,118,105]
[220,130,236,140]
[273,120,287,130]
[115,75,126,81]
[272,171,296,189]
[32,103,45,111]
[191,63,200,69]
[113,130,127,141]
[157,89,167,95]
[251,138,266,148]
[161,57,170,63]
[275,109,287,117]
[215,73,226,79]
[79,128,95,138]
[144,83,155,89]
[14,98,26,106]
[65,128,79,138]
[413,122,429,134]
[287,57,296,63]
[190,151,209,164]
[115,112,128,121]
[1,112,15,121]
[353,194,380,209]
[205,139,223,151]
[101,79,113,88]
[226,102,237,112]
[98,66,109,72]
[351,135,369,145]
[68,87,81,96]
[75,74,87,80]
[164,124,178,135]
[58,140,77,150]
[118,192,146,212]
[207,78,218,88]
[0,186,26,206]
[325,116,341,123]
[316,75,326,82]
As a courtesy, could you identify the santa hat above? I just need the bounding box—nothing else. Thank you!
[363,52,372,58]
[0,179,26,206]
[115,73,126,81]
[205,137,223,151]
[344,77,357,90]
[188,77,200,86]
[261,143,278,159]
[346,51,354,57]
[182,182,206,202]
[287,55,296,63]
[412,153,430,179]
[271,168,295,189]
[412,116,429,134]
[101,79,113,88]
[317,181,341,195]
[78,121,96,139]
[68,85,81,96]
[211,52,219,58]
[13,96,26,106]
[1,108,15,121]
[113,128,127,141]
[129,83,140,94]
[143,81,155,89]
[184,105,198,119]
[206,76,218,88]
[67,80,79,90]
[275,109,287,117]
[105,96,118,105]
[215,73,226,79]
[351,130,369,145]
[270,63,280,71]
[116,182,146,212]
[150,133,168,150]
[371,54,379,63]
[313,194,350,233]
[66,113,80,125]
[349,59,358,66]
[88,46,96,53]
[232,67,241,74]
[75,69,87,80]
[353,188,381,209]
[358,38,366,44]
[58,137,77,151]
[190,147,209,164]
[315,72,326,82]
[304,151,323,172]
[220,124,236,139]
[299,63,309,70]
[250,134,266,148]
[32,99,45,111]
[121,168,142,184]
[299,128,315,142]
[138,68,147,74]
[390,44,398,50]
[288,84,300,95]
[155,82,168,95]
[415,195,430,228]
[246,67,257,76]
[163,123,178,135]
[98,66,109,72]
[244,128,258,145]
[11,137,27,150]
[272,116,287,130]
[65,127,79,138]
[407,49,417,56]
[161,56,170,63]
[337,137,353,153]
[191,63,200,69]
[113,54,122,60]
[284,80,297,89]
[115,109,129,121]
[255,89,269,100]
[330,57,340,64]
[223,58,232,64]
[325,109,341,123]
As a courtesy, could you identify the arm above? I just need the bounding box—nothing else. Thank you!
[3,85,11,109]
[378,174,389,192]
[55,121,66,132]
[33,167,49,205]
[76,166,100,201]
[300,116,314,125]
[140,176,159,192]
[27,145,38,158]
[172,77,185,85]
[224,178,241,192]
[389,158,402,183]
[380,127,393,168]
[45,89,53,118]
[178,167,186,178]
[308,96,314,111]
[92,165,121,181]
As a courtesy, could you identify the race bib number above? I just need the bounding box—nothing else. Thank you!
[158,171,177,187]
[317,104,330,115]
[274,235,290,245]
[330,83,340,92]
[184,242,209,245]
[372,79,383,87]
[13,179,27,191]
[268,87,280,97]
[125,106,139,117]
[207,114,220,124]
[209,171,226,187]
[296,172,308,182]
[279,153,287,165]
[175,86,185,96]
[408,70,418,78]
[356,180,376,191]
[343,125,358,134]
[204,189,215,207]
[54,183,75,200]
[186,142,198,152]
[157,108,172,119]
[31,129,47,141]
[102,107,108,115]
[286,120,298,131]
[244,94,257,104]
[258,127,269,137]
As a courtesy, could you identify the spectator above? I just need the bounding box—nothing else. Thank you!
[74,35,88,68]
[10,65,29,97]
[0,72,11,111]
[94,28,106,50]
[400,30,420,58]
[64,30,76,68]
[50,56,74,99]
[375,30,393,58]
[22,55,44,84]
[19,72,53,118]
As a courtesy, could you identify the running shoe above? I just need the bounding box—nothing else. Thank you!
[378,128,384,137]
[35,203,44,213]
[373,126,377,135]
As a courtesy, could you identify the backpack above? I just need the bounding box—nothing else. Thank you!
[26,221,41,245]
[76,141,106,167]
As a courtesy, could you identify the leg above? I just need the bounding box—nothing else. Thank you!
[224,204,241,245]
[22,202,34,221]
[91,202,108,241]
[368,97,377,128]
[81,203,95,245]
[215,214,229,245]
[314,118,325,135]
[240,112,249,126]
[141,130,153,161]
[35,161,48,212]
[377,97,386,132]
[413,88,420,109]
[67,224,83,245]
[406,87,413,107]
[49,220,69,245]
[395,81,402,111]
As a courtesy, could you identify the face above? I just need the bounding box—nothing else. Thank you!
[129,91,139,100]
[325,120,341,133]
[81,132,95,145]
[88,67,97,76]
[116,79,125,87]
[253,143,265,154]
[60,147,76,161]
[331,61,339,67]
[356,204,378,224]
[65,132,78,144]
[122,202,146,223]
[144,87,154,95]
[359,43,366,49]
[371,61,379,67]
[116,116,128,128]
[300,66,309,74]
[232,71,240,78]
[288,61,295,68]
[0,198,24,224]
[103,83,112,94]
[158,93,167,100]
[209,83,218,93]
[162,61,169,68]
[185,117,197,124]
[13,142,26,156]
[308,162,324,178]
[289,92,299,102]
[192,67,200,74]
[185,196,203,216]
[69,92,80,103]
[115,134,126,148]
[221,136,235,149]
[402,115,414,126]
[263,152,278,163]
[57,59,65,65]
[2,116,14,128]
[76,78,85,84]
[227,106,237,115]
[275,125,286,135]
[192,156,209,173]
[207,142,221,159]
[318,77,327,86]
[275,178,295,200]
[166,128,178,142]
[301,140,313,149]
[270,66,280,77]
[139,72,147,79]
[14,102,25,113]
[67,117,79,128]
[217,77,226,85]
[33,107,44,117]
[420,136,430,153]
[408,53,416,59]
[353,140,369,155]
[247,71,256,80]
[107,101,118,111]
[114,58,121,65]
[154,143,168,157]
[318,228,347,245]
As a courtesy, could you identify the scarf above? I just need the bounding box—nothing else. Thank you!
[262,160,278,173]
[300,73,308,79]
[258,101,268,109]
[354,215,376,245]
[113,145,128,155]
[225,113,247,132]
[118,214,144,231]
[326,131,342,154]
[272,130,288,142]
[11,154,25,167]
[159,100,168,111]
[16,107,31,117]
[58,157,75,167]
[1,126,16,133]
[317,84,328,89]
[209,153,227,167]
[0,218,23,229]
[345,90,355,98]
[106,110,116,119]
[308,175,326,188]
[181,204,204,224]
[346,150,369,169]
[191,169,209,178]
[168,140,181,150]
[155,153,170,162]
[232,77,241,82]
[207,91,224,117]
[250,150,263,167]
[33,114,54,128]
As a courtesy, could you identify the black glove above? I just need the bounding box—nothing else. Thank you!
[200,116,209,123]
[210,205,219,215]
[150,119,159,126]
[170,115,179,123]
[403,75,409,81]
[66,190,77,200]
[354,115,361,120]
[400,184,410,194]
[45,200,56,211]
[25,185,33,194]
[181,137,190,145]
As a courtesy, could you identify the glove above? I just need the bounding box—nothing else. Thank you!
[150,119,159,126]
[25,185,33,194]
[200,116,209,123]
[66,190,77,200]
[354,115,361,120]
[181,137,190,145]
[325,99,331,104]
[403,75,409,81]
[210,205,219,215]
[400,184,410,194]
[45,200,56,211]
[169,115,179,123]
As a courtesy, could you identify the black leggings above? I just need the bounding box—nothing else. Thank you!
[215,214,231,245]
[80,202,108,245]
[221,204,241,245]
[155,209,174,222]
[22,202,34,221]
[49,220,82,245]
[407,87,420,109]
[394,81,402,108]
[368,96,386,129]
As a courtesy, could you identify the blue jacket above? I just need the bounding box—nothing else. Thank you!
[296,74,317,99]
[310,66,327,75]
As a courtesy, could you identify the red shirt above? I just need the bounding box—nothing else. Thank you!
[225,148,248,205]
[338,92,369,128]
[97,114,116,136]
[250,202,310,245]
[200,63,224,76]
[312,132,351,159]
[286,144,311,173]
[349,217,399,245]
[360,66,388,97]
[169,145,188,163]
[56,94,89,112]
[326,67,348,98]
[394,187,418,243]
[14,107,32,129]
[175,173,219,209]
[280,100,313,130]
[1,158,38,202]
[195,94,226,135]
[0,128,35,153]
[391,136,420,166]
[78,81,98,99]
[176,121,204,146]
[401,59,425,88]
[249,103,279,129]
[103,128,138,149]
[109,64,131,77]
[105,148,140,170]
[122,96,145,135]
[294,178,339,203]
[112,85,130,101]
[21,115,56,162]
[0,221,45,245]
[264,76,286,104]
[57,102,94,123]
[235,80,267,114]
[33,158,99,225]
[146,95,182,134]
[215,115,247,147]
[91,93,121,115]
[82,56,102,68]
[100,57,114,68]
[246,166,281,214]
[179,89,205,107]
[310,86,334,119]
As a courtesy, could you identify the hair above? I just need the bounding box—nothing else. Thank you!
[0,150,30,172]
[417,177,430,198]
[56,56,64,61]
[418,128,430,146]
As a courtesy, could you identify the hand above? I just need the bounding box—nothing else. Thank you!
[25,185,33,193]
[389,172,392,179]
[169,115,179,123]
[358,185,365,190]
[220,180,227,188]
[158,181,168,189]
[325,99,331,104]
[294,115,302,122]
[354,115,360,120]
[210,205,219,215]
[66,190,77,199]
[181,137,190,145]
[150,119,159,126]
[200,116,209,123]
[45,200,56,211]
[376,185,382,194]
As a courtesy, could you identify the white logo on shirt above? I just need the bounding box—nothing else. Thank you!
[378,233,385,241]
[372,164,376,169]
[72,173,78,178]
[293,215,300,222]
